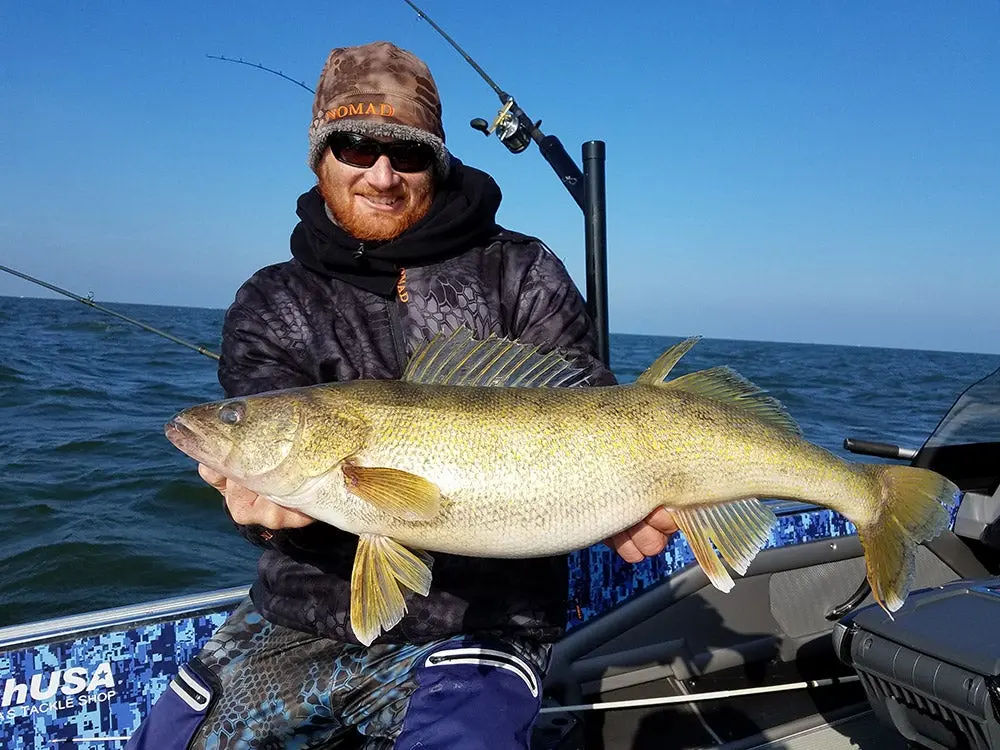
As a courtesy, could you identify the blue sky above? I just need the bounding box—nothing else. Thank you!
[1,1,998,352]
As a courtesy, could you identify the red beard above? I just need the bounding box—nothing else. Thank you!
[319,181,433,241]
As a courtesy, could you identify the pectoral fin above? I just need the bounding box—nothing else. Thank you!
[350,534,434,646]
[670,499,777,592]
[342,464,441,521]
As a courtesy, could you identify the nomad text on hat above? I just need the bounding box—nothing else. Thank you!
[308,41,451,179]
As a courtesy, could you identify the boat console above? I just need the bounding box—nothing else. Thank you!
[836,578,1000,750]
[831,374,1000,750]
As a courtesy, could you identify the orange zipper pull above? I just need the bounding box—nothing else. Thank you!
[396,268,409,302]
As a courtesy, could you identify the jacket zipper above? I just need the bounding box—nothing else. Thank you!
[387,267,408,373]
[357,239,406,373]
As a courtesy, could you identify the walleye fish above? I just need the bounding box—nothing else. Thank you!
[166,329,958,645]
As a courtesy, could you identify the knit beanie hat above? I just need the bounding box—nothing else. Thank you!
[308,41,451,179]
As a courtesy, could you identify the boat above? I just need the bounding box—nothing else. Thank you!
[3,363,1000,748]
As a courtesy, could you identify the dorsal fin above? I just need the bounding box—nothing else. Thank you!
[403,328,587,388]
[636,337,701,384]
[665,366,802,435]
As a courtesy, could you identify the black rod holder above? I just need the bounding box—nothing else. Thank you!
[537,134,586,210]
[583,141,610,366]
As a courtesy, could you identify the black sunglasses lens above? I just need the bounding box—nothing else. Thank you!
[328,134,433,173]
[384,143,434,172]
[329,135,380,168]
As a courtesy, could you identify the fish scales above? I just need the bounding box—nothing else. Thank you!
[310,380,656,556]
[335,381,876,556]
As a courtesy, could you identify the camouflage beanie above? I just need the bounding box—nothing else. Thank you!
[308,41,451,179]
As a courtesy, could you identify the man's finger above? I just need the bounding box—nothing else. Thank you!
[261,503,315,530]
[628,524,669,557]
[645,507,679,535]
[198,464,227,493]
[224,483,264,525]
[607,531,644,563]
[225,490,314,529]
[224,489,258,525]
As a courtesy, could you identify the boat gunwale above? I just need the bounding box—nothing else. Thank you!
[0,585,248,650]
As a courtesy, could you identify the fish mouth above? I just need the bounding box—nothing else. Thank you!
[164,415,191,442]
[165,415,210,463]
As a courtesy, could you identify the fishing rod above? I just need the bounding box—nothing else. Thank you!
[401,0,587,211]
[0,265,220,361]
[205,55,314,95]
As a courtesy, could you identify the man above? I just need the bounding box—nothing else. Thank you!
[129,41,676,749]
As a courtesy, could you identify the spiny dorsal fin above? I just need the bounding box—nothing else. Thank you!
[636,336,701,384]
[665,366,802,436]
[403,327,587,388]
[670,499,777,592]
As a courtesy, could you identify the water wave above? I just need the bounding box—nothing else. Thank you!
[49,438,116,455]
[58,319,132,333]
[0,364,26,384]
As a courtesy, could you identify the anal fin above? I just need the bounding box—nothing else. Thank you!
[350,534,434,646]
[670,499,777,593]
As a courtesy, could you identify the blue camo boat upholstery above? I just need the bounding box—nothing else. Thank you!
[566,506,860,627]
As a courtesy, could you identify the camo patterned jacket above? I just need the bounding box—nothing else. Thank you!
[217,177,614,646]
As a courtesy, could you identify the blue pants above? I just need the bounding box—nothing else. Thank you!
[126,599,549,749]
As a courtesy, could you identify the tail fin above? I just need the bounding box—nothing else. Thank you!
[858,465,959,613]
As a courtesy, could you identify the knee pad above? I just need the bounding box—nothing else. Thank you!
[124,659,217,750]
[392,643,543,750]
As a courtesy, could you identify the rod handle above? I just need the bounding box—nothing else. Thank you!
[538,135,586,210]
[843,438,918,461]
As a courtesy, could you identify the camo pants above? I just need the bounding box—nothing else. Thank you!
[126,598,550,749]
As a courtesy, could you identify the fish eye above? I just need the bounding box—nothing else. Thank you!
[218,403,245,425]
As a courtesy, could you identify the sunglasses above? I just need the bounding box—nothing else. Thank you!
[326,133,435,173]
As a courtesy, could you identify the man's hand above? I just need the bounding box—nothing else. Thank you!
[199,464,314,530]
[606,507,679,563]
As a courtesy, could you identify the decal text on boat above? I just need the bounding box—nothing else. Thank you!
[2,661,116,715]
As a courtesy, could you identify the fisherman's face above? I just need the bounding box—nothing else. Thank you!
[317,135,435,242]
